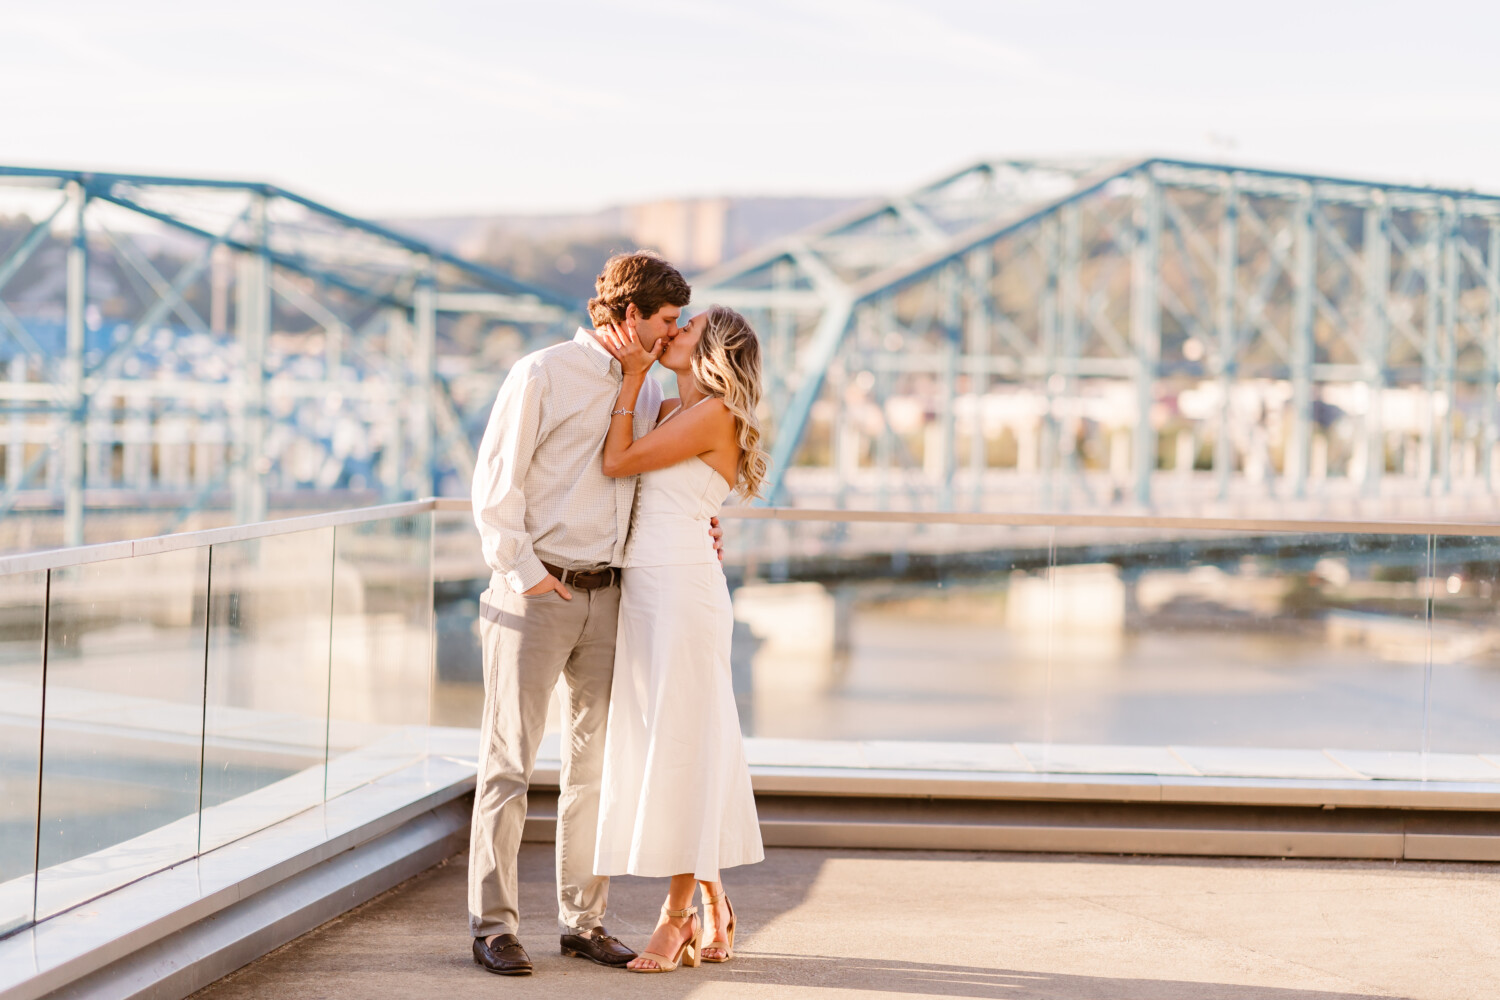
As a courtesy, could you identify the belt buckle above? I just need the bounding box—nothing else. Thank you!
[581,567,613,589]
[554,565,615,589]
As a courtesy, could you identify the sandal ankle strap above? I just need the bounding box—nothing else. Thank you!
[662,905,697,920]
[703,891,725,903]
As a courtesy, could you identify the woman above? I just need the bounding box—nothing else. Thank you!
[592,305,767,973]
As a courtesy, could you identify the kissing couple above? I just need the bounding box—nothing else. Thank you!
[467,251,765,975]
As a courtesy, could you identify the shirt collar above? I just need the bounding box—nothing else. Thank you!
[573,327,620,379]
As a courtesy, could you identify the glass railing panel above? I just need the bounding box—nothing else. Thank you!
[432,509,487,729]
[723,515,1056,769]
[326,513,434,799]
[1043,526,1431,779]
[0,570,46,935]
[36,548,209,919]
[200,529,335,852]
[1425,534,1500,779]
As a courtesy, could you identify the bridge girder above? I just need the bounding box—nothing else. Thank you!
[700,158,1500,511]
[0,167,574,544]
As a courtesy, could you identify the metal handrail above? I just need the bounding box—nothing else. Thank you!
[0,500,436,575]
[6,497,1500,576]
[715,506,1500,537]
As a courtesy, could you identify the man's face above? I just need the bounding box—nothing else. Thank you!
[627,302,683,353]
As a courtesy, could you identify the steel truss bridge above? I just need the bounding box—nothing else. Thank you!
[0,167,570,545]
[699,158,1500,514]
[5,157,1500,550]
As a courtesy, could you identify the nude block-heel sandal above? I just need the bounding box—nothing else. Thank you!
[700,891,736,963]
[627,905,700,973]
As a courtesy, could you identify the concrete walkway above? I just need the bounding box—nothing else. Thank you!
[192,846,1500,999]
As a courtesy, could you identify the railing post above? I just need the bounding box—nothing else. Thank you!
[1040,214,1060,509]
[62,182,88,548]
[938,262,960,510]
[769,259,795,420]
[233,193,270,525]
[6,356,24,493]
[965,249,992,510]
[830,355,850,507]
[1215,174,1239,501]
[1362,195,1390,498]
[1486,221,1500,492]
[382,306,408,502]
[874,299,895,511]
[1288,184,1316,501]
[1059,202,1082,510]
[413,260,437,499]
[1439,198,1459,496]
[1422,208,1446,497]
[1130,171,1162,508]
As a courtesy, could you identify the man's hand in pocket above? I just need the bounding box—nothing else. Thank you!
[523,574,573,600]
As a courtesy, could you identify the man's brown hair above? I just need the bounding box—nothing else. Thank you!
[587,251,691,328]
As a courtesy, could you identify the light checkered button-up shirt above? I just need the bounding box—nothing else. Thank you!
[472,327,664,594]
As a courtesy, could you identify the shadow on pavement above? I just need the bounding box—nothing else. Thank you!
[728,953,1409,999]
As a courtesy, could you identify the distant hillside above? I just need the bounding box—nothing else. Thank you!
[382,195,863,300]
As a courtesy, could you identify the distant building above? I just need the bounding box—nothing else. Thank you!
[382,195,864,275]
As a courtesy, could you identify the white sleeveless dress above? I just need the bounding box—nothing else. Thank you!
[593,455,764,880]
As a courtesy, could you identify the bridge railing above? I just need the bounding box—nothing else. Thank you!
[0,501,436,940]
[711,507,1500,777]
[433,497,1500,777]
[6,498,1500,940]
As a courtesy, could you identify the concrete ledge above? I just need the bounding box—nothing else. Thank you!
[753,796,1500,861]
[0,750,477,1000]
[758,820,1408,859]
[751,798,1408,858]
[521,788,1500,861]
[745,766,1500,811]
[58,797,471,1000]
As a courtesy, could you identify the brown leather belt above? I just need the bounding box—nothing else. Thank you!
[541,561,620,590]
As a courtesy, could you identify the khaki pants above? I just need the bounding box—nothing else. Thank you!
[467,581,619,939]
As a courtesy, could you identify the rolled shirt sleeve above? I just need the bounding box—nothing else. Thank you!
[472,360,550,594]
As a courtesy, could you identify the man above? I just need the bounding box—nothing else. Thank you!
[468,251,716,976]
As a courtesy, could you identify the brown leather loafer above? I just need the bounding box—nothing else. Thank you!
[474,933,533,975]
[560,926,637,967]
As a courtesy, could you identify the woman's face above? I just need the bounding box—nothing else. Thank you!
[661,312,706,370]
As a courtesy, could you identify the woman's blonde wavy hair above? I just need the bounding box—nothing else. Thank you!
[689,306,768,500]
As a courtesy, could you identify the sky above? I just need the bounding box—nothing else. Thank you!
[3,0,1498,217]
